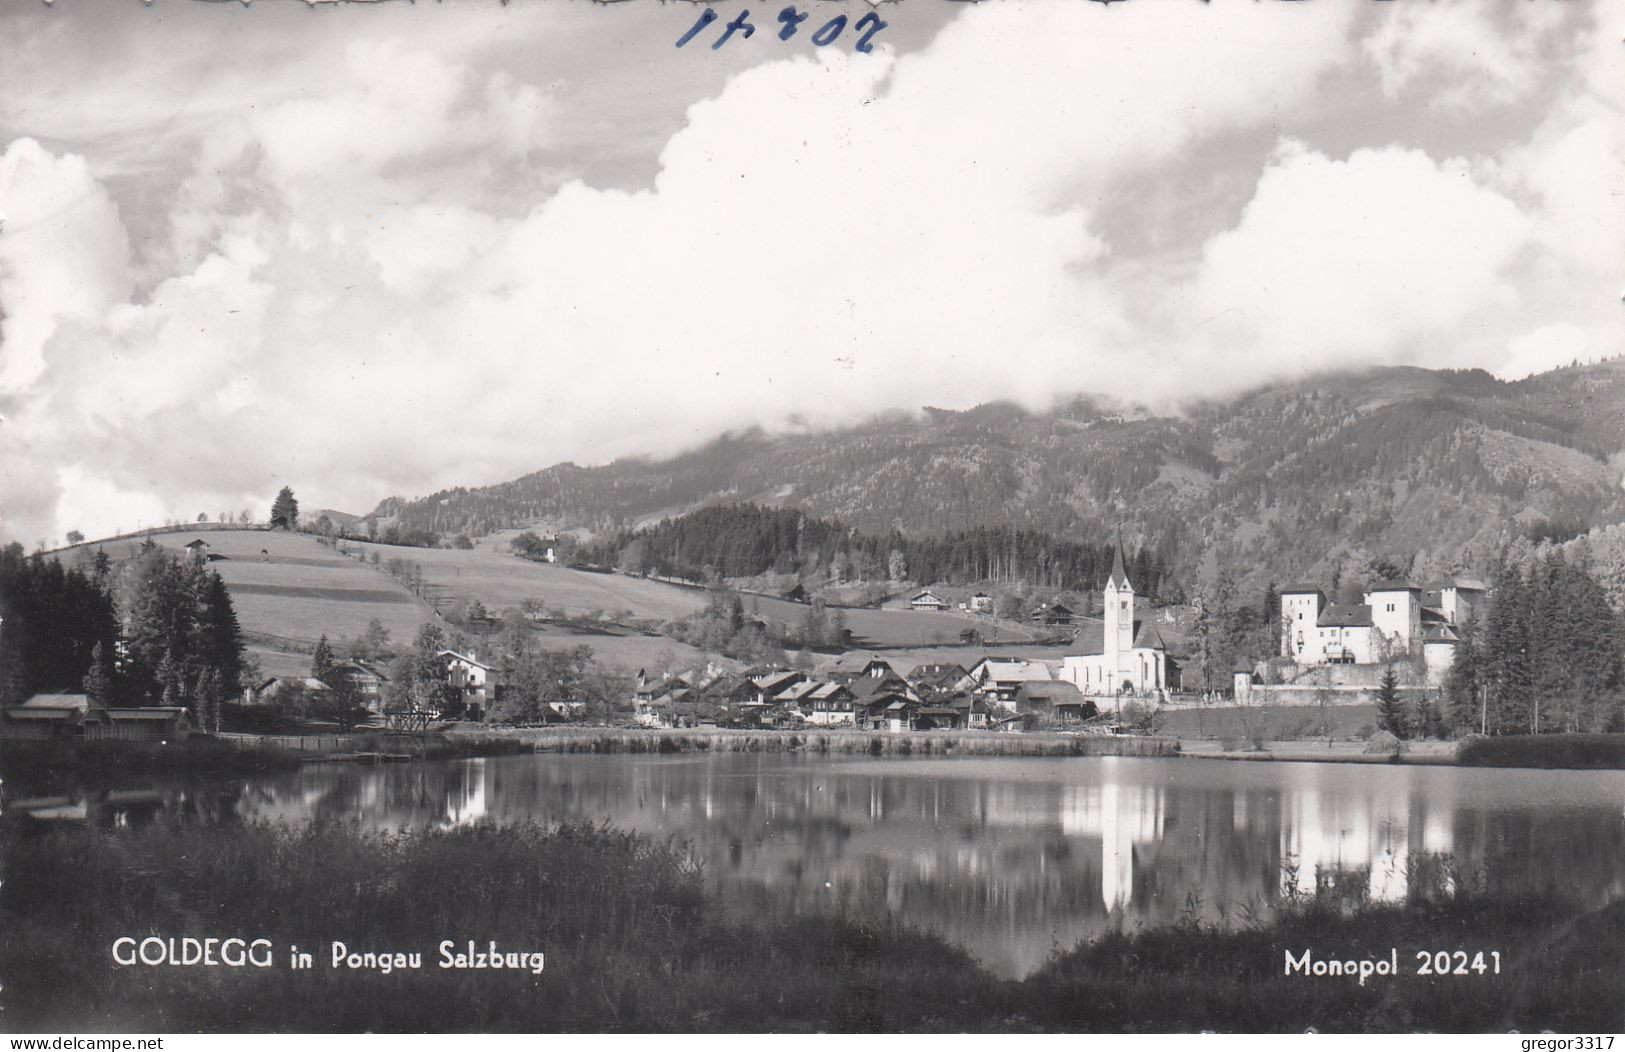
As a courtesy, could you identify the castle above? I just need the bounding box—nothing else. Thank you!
[1280,577,1486,683]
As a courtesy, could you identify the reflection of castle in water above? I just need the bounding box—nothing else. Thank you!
[167,753,1625,979]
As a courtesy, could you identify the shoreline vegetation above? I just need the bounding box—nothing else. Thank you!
[440,726,1183,758]
[3,819,1618,1033]
[10,727,1625,773]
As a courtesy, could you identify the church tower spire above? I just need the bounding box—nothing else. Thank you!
[1103,533,1135,664]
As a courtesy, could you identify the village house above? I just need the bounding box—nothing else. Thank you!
[908,589,948,612]
[333,660,390,713]
[908,662,970,697]
[969,592,994,614]
[440,650,500,720]
[246,676,334,706]
[803,681,857,725]
[1032,600,1077,626]
[966,657,1056,705]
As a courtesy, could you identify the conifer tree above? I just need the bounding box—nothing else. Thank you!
[271,486,299,528]
[311,635,336,687]
[1376,666,1406,737]
[82,642,113,706]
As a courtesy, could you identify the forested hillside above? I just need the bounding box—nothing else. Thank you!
[369,361,1625,591]
[576,504,1177,599]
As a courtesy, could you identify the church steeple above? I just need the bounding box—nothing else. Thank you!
[1103,532,1134,661]
[1108,540,1132,591]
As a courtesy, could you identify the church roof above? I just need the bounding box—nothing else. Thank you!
[1107,543,1131,590]
[1132,622,1169,651]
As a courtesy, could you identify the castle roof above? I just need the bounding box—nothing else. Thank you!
[1317,603,1374,628]
[1367,579,1422,593]
[1280,583,1325,596]
[1439,576,1487,591]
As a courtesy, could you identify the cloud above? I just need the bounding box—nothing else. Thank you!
[0,1,1617,545]
[1361,0,1561,110]
[1180,142,1530,380]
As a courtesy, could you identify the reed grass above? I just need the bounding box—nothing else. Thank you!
[445,726,1180,758]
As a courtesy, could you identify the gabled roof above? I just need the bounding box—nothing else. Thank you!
[438,650,497,671]
[909,590,946,604]
[21,693,92,711]
[1011,680,1084,709]
[1132,622,1170,651]
[184,539,210,549]
[751,670,804,693]
[107,707,190,721]
[775,681,821,703]
[1317,602,1374,628]
[972,658,1056,684]
[1422,625,1461,644]
[849,676,914,704]
[1438,576,1487,591]
[255,676,333,693]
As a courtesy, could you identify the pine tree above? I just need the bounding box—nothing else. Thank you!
[156,648,183,708]
[1483,560,1533,734]
[271,486,299,528]
[1376,666,1406,737]
[311,635,336,687]
[82,642,113,706]
[1445,618,1483,734]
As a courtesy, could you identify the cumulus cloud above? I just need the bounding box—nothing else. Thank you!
[0,0,1618,544]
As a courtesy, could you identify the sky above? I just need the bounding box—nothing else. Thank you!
[0,0,1619,545]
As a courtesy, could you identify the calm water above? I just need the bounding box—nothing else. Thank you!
[11,753,1625,977]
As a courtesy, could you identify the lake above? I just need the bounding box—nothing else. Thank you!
[11,753,1625,978]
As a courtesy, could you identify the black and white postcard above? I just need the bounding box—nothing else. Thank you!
[2,0,1622,1037]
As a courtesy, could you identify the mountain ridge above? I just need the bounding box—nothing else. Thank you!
[367,360,1625,590]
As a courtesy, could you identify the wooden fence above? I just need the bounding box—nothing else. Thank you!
[216,731,365,752]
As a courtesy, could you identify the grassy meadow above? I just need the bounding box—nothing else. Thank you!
[4,820,1618,1033]
[739,591,1047,647]
[345,541,710,622]
[1155,703,1383,742]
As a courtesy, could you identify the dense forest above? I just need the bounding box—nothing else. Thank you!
[0,540,245,726]
[574,504,1178,599]
[1447,549,1624,734]
[365,361,1625,592]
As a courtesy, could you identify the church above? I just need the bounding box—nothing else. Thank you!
[1061,546,1181,698]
